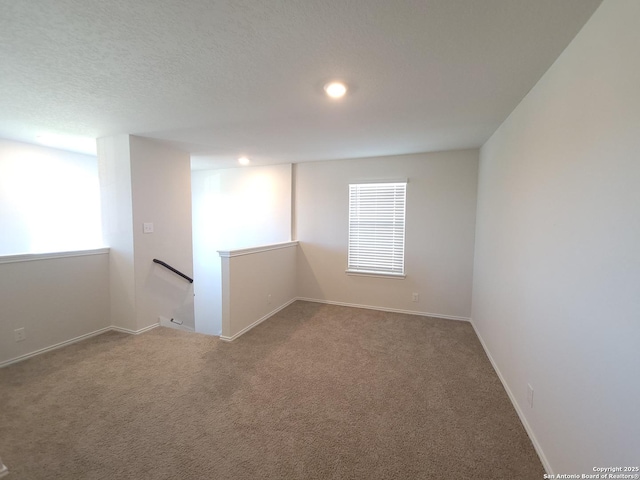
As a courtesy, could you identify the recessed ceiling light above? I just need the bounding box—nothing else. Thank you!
[324,82,347,99]
[238,156,250,166]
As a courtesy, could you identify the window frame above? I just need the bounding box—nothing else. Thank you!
[346,181,407,279]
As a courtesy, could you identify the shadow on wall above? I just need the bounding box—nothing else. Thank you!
[296,242,341,301]
[146,263,195,328]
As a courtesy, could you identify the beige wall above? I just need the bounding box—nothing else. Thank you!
[98,135,194,332]
[98,134,137,331]
[130,136,195,330]
[472,0,640,473]
[220,242,297,340]
[295,150,478,319]
[0,251,110,366]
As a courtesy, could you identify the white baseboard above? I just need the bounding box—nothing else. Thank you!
[0,463,8,478]
[0,326,112,368]
[296,297,471,322]
[469,319,552,475]
[1,323,160,368]
[220,297,470,342]
[220,297,298,342]
[110,322,159,335]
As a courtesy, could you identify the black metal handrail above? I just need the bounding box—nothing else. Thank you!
[153,259,193,283]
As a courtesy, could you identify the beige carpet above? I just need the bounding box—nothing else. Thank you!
[0,301,544,479]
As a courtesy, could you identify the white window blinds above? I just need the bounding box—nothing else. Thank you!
[348,182,407,276]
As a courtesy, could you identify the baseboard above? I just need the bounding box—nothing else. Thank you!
[0,326,112,368]
[1,323,160,368]
[110,323,159,335]
[296,297,471,322]
[469,319,552,475]
[220,297,470,341]
[0,462,8,478]
[220,297,298,342]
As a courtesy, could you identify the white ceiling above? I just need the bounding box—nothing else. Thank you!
[0,0,602,169]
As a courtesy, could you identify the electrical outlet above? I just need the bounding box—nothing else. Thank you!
[143,222,154,234]
[14,327,26,342]
[527,384,534,408]
[412,293,420,302]
[267,294,272,304]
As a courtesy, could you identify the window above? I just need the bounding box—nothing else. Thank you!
[347,182,407,277]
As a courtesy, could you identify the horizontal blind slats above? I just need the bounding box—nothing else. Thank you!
[348,182,406,275]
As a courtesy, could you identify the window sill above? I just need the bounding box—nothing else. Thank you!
[346,270,406,279]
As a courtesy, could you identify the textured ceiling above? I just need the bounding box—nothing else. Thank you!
[0,0,602,168]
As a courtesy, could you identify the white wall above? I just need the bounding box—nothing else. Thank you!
[471,0,640,473]
[98,135,194,332]
[130,136,195,330]
[191,164,292,335]
[295,150,478,319]
[0,139,102,255]
[0,251,110,366]
[220,242,297,340]
[98,135,137,331]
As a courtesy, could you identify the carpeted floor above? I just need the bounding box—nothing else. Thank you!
[0,301,544,479]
